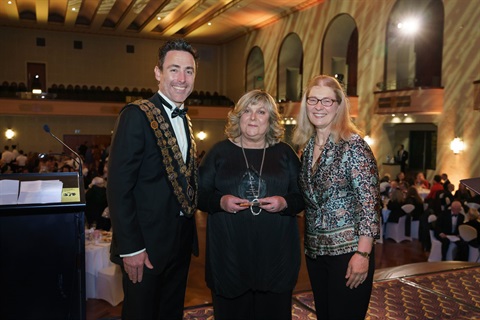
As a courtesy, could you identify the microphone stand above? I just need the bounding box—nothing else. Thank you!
[43,126,83,176]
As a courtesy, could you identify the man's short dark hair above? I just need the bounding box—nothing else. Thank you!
[157,39,198,71]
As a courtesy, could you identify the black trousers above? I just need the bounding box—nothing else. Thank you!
[120,217,194,320]
[306,250,375,320]
[440,238,468,261]
[212,289,293,320]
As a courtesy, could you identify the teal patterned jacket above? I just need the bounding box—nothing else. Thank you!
[299,133,381,258]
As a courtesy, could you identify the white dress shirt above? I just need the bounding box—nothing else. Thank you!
[159,92,188,162]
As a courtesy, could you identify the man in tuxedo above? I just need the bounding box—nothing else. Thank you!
[396,144,409,173]
[434,200,465,260]
[107,39,199,319]
[441,173,452,192]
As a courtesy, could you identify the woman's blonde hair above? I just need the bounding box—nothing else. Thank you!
[225,90,284,145]
[292,75,361,147]
[468,207,479,221]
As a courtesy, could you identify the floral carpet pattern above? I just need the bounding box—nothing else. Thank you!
[183,266,480,320]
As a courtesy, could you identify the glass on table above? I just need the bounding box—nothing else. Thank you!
[93,229,102,244]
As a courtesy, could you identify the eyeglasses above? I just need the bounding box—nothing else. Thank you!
[306,97,338,107]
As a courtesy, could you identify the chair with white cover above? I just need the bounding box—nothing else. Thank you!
[466,202,480,210]
[438,192,446,211]
[96,264,124,306]
[458,224,480,262]
[427,214,457,262]
[402,204,419,239]
[385,214,411,243]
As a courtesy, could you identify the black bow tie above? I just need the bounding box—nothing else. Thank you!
[158,94,188,118]
[171,107,188,118]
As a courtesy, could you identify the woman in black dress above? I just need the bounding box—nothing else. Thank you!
[198,90,305,320]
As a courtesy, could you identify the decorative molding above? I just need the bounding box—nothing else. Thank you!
[0,98,231,120]
[374,88,443,115]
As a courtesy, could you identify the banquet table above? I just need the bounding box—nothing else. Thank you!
[85,231,113,300]
[417,188,430,200]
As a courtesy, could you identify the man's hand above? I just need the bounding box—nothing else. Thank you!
[123,251,154,283]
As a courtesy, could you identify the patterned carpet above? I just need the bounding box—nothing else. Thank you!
[183,264,480,320]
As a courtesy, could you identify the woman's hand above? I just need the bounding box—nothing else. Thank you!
[220,195,247,214]
[345,253,369,289]
[259,196,287,213]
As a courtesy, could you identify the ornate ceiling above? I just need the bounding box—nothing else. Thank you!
[0,0,324,44]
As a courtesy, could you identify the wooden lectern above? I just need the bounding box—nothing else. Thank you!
[0,172,86,320]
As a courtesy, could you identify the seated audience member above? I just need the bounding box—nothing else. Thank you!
[398,180,410,194]
[434,201,465,260]
[463,206,480,247]
[388,180,399,198]
[455,182,473,205]
[380,174,391,197]
[425,175,444,201]
[442,183,455,209]
[396,172,410,194]
[396,171,406,184]
[387,189,405,221]
[387,189,409,235]
[85,177,110,230]
[14,150,28,171]
[60,164,73,172]
[414,172,430,189]
[471,192,480,206]
[455,206,480,261]
[404,186,424,221]
[1,145,15,164]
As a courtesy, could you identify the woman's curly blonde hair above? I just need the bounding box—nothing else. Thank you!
[225,90,284,145]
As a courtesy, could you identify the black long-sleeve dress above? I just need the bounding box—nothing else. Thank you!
[198,139,304,298]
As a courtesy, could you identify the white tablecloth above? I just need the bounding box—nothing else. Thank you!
[417,188,430,200]
[85,240,112,299]
[446,235,460,242]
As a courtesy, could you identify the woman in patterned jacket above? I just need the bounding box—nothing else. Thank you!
[292,75,381,320]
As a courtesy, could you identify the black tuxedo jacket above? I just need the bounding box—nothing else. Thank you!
[434,210,464,238]
[107,93,197,274]
[397,150,408,163]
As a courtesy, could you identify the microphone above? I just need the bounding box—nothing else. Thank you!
[43,124,83,176]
